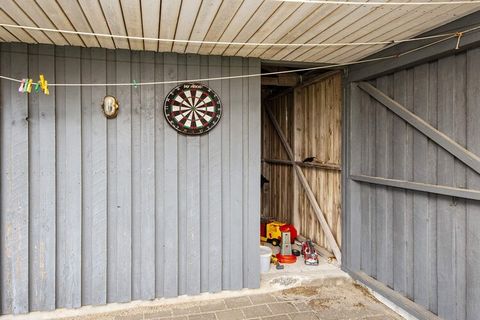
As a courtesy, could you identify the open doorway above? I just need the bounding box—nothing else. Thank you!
[260,65,343,267]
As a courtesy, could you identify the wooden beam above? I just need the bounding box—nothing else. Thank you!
[261,73,299,87]
[262,158,341,171]
[358,82,480,176]
[265,106,342,262]
[351,174,480,202]
[344,267,442,320]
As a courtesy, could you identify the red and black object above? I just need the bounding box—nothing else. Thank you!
[302,239,319,266]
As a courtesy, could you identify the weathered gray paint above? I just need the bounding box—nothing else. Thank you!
[0,43,261,315]
[345,46,480,320]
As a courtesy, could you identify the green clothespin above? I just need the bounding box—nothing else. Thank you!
[133,80,138,89]
[34,81,40,93]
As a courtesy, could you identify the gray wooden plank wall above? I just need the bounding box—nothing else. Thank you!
[346,47,480,320]
[0,43,261,315]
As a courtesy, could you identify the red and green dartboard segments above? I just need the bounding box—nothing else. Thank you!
[164,83,222,135]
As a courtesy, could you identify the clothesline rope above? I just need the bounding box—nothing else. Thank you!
[0,23,463,48]
[0,22,476,87]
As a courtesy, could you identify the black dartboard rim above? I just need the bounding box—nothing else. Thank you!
[164,83,222,135]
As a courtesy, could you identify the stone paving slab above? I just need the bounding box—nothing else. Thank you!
[59,281,403,320]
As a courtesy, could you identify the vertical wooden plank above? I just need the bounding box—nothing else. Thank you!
[107,49,132,303]
[367,84,377,278]
[466,47,480,320]
[412,63,430,308]
[207,55,222,293]
[131,51,142,300]
[186,54,201,295]
[200,56,210,293]
[242,59,249,287]
[348,83,362,271]
[28,45,56,311]
[246,58,261,288]
[221,56,231,289]
[177,54,187,295]
[392,70,408,296]
[81,47,107,306]
[154,52,165,297]
[360,86,372,274]
[436,55,456,320]
[229,57,243,290]
[374,76,393,287]
[426,61,438,314]
[405,69,415,300]
[56,46,82,309]
[0,43,29,314]
[163,53,179,297]
[133,51,156,300]
[453,53,467,320]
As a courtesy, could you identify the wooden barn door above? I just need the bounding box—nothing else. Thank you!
[261,71,342,261]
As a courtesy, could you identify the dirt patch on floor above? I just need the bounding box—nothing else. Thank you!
[281,285,319,297]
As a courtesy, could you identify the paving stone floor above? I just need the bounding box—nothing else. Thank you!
[62,282,403,320]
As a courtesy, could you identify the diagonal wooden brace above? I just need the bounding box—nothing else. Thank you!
[265,106,342,263]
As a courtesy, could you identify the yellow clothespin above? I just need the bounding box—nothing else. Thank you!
[26,79,33,93]
[39,74,49,95]
[43,80,49,95]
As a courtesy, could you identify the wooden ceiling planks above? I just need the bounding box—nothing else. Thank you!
[158,0,181,53]
[35,0,84,47]
[1,0,53,45]
[120,0,143,51]
[0,0,479,63]
[184,0,223,54]
[98,0,129,49]
[140,0,161,51]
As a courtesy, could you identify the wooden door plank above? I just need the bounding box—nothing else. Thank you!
[465,47,480,320]
[358,82,480,176]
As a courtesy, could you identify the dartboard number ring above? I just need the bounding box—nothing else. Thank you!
[164,83,222,135]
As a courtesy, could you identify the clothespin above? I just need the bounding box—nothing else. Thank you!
[34,81,40,93]
[26,79,33,93]
[133,80,138,89]
[39,74,49,95]
[18,79,25,92]
[43,81,49,95]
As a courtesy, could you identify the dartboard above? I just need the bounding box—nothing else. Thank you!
[164,83,222,135]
